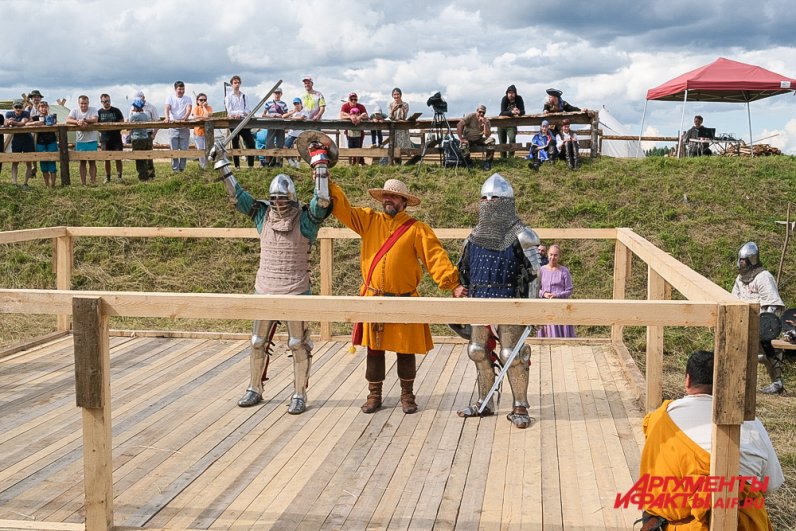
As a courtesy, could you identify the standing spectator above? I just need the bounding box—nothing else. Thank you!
[191,93,213,170]
[554,118,580,170]
[27,100,58,187]
[537,244,549,266]
[388,87,412,151]
[527,120,556,171]
[732,241,786,394]
[498,84,525,158]
[262,87,289,166]
[0,111,4,176]
[340,92,367,165]
[128,90,158,180]
[66,95,99,185]
[97,94,125,183]
[26,90,44,179]
[328,177,466,414]
[164,80,192,172]
[537,244,575,338]
[4,100,35,187]
[457,104,495,171]
[129,99,155,181]
[300,75,326,121]
[543,88,593,137]
[224,75,256,169]
[284,98,312,168]
[370,105,384,147]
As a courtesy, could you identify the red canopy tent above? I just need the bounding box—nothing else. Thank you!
[639,57,796,155]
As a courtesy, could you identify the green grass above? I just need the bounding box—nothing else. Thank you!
[2,155,796,526]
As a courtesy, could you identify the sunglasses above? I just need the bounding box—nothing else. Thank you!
[198,99,207,102]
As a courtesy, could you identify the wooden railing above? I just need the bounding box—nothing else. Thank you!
[0,111,599,185]
[0,224,754,531]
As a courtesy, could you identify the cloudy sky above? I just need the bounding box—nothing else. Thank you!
[3,0,796,153]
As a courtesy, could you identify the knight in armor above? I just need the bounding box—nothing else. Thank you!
[211,143,331,414]
[731,242,786,394]
[457,173,541,428]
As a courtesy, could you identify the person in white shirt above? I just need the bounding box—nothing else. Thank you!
[224,75,256,169]
[164,80,192,172]
[66,95,100,185]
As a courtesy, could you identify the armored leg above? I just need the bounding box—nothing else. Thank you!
[760,340,785,394]
[238,320,278,407]
[458,325,497,417]
[286,320,313,414]
[497,325,533,429]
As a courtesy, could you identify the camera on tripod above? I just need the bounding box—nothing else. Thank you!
[426,92,448,114]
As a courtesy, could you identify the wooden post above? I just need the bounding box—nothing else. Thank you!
[710,302,750,531]
[645,266,666,411]
[319,237,333,340]
[204,119,214,159]
[744,304,759,420]
[55,233,74,331]
[57,125,71,186]
[590,111,599,158]
[611,238,631,344]
[388,122,396,165]
[73,297,113,531]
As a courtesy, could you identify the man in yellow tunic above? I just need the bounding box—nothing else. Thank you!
[329,178,467,414]
[639,350,782,530]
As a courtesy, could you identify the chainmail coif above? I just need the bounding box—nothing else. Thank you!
[468,197,524,251]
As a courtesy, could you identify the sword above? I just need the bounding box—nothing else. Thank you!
[209,79,283,162]
[477,325,532,415]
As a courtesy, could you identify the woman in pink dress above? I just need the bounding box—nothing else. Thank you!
[537,244,576,337]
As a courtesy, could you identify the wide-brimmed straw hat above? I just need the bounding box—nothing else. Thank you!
[368,179,421,206]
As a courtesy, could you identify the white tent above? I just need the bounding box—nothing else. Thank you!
[598,106,643,158]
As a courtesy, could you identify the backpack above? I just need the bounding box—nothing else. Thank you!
[442,135,467,168]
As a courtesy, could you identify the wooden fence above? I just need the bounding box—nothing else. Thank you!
[0,111,599,185]
[0,224,755,531]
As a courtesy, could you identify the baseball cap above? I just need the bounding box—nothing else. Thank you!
[348,92,358,99]
[134,90,145,98]
[293,97,302,104]
[132,98,145,110]
[274,87,283,93]
[302,75,313,82]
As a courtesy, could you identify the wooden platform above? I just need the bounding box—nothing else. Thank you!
[0,334,646,530]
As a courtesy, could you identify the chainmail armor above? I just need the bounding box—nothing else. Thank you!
[468,197,523,251]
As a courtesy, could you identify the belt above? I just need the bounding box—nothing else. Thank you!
[367,287,414,297]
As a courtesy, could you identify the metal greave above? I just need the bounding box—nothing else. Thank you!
[497,325,530,408]
[468,325,497,410]
[248,320,278,393]
[286,321,312,400]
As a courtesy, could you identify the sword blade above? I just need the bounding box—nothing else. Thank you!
[477,325,532,415]
[222,79,283,148]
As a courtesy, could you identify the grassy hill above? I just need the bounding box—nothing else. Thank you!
[2,155,796,526]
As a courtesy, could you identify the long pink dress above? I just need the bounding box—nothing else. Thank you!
[537,265,576,338]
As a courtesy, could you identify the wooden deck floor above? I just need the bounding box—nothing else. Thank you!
[0,334,645,530]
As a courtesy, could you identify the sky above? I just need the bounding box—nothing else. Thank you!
[3,0,796,154]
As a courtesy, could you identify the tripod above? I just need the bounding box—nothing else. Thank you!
[413,110,454,172]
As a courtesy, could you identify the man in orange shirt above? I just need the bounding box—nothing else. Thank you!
[329,178,467,414]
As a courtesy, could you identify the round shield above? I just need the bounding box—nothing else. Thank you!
[780,308,796,332]
[759,312,782,341]
[296,130,338,168]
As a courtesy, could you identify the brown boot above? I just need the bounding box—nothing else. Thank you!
[400,379,418,414]
[361,382,383,413]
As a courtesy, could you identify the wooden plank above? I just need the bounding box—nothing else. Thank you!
[0,226,67,244]
[65,226,257,239]
[72,297,113,531]
[520,342,543,529]
[538,344,563,530]
[744,304,759,421]
[611,240,631,344]
[0,289,719,327]
[709,424,741,531]
[0,331,69,359]
[319,236,333,340]
[645,266,666,412]
[713,303,750,425]
[55,235,73,331]
[617,228,736,302]
[0,520,83,530]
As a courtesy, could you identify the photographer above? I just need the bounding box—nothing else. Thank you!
[457,104,495,171]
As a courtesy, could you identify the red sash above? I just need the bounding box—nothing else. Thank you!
[351,218,417,347]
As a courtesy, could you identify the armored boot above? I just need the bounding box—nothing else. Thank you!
[361,382,383,413]
[362,351,386,413]
[238,320,278,408]
[287,322,312,414]
[396,354,418,414]
[760,345,785,394]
